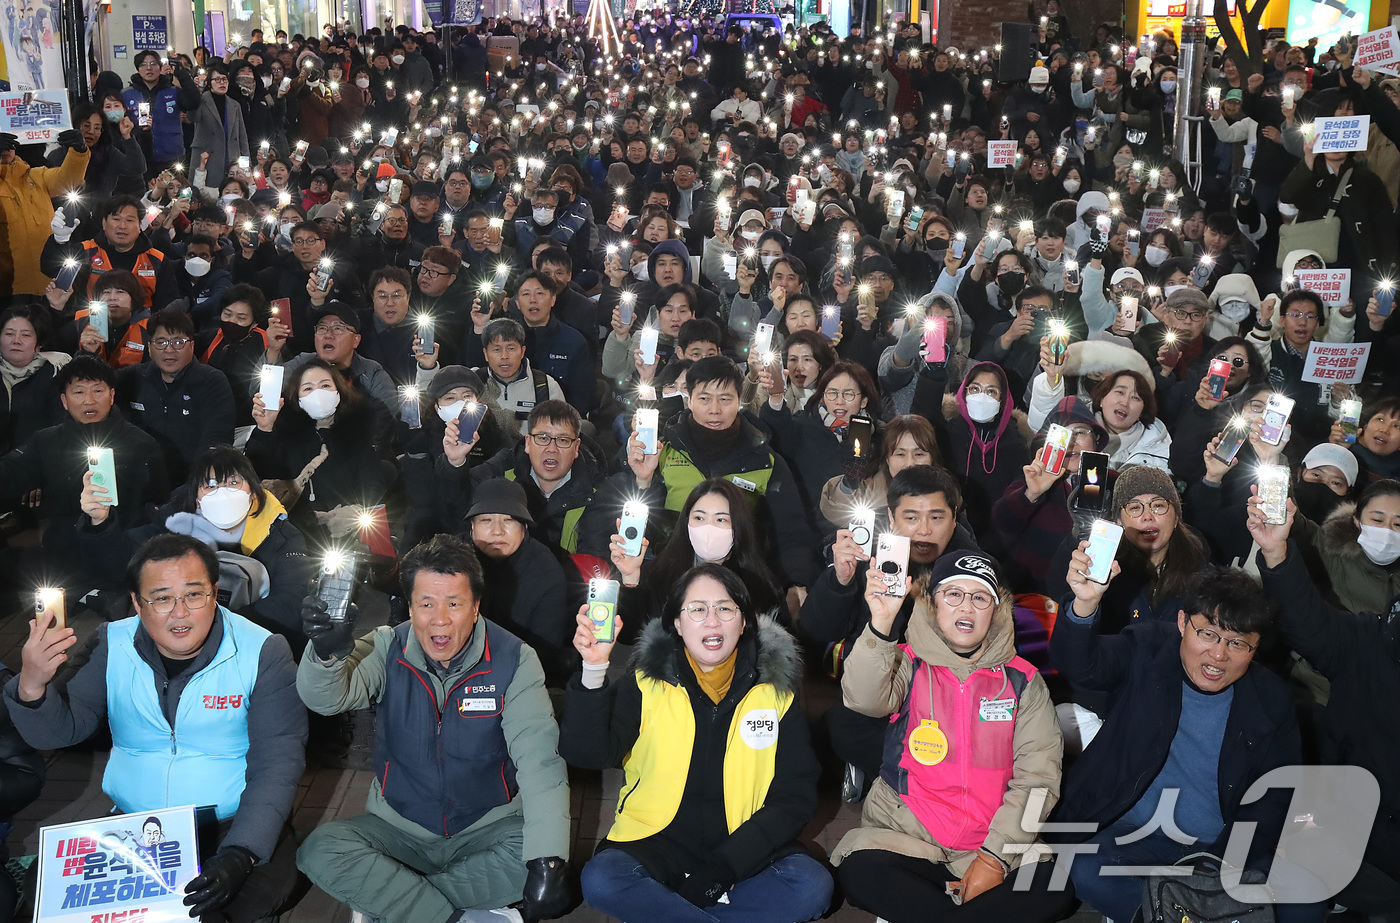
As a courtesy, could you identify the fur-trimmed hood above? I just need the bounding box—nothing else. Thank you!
[629,613,802,697]
[1058,339,1154,389]
[1321,501,1363,558]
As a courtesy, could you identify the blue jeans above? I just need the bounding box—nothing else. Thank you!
[580,846,833,923]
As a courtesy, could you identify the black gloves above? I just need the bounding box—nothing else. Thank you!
[183,845,255,917]
[0,133,17,153]
[675,862,734,908]
[55,129,87,153]
[520,856,571,921]
[302,595,357,661]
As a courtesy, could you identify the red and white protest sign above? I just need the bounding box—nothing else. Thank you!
[986,140,1017,169]
[1354,26,1400,76]
[1141,208,1169,232]
[1292,268,1352,306]
[1303,343,1371,384]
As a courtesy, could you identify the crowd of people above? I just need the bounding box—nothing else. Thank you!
[0,5,1395,923]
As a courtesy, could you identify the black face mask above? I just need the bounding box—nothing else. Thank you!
[657,394,687,422]
[926,237,949,252]
[220,320,253,343]
[1293,480,1345,523]
[998,271,1026,296]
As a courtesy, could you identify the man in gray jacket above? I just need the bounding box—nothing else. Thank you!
[295,533,572,923]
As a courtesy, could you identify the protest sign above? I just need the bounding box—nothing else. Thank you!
[1141,208,1168,232]
[986,140,1017,169]
[36,805,200,923]
[1313,116,1370,153]
[1303,343,1371,384]
[1354,26,1400,76]
[1293,268,1352,306]
[0,92,71,144]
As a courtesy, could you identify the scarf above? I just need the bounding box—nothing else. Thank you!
[682,416,744,466]
[1103,418,1145,467]
[1,353,47,399]
[686,648,737,704]
[819,405,849,436]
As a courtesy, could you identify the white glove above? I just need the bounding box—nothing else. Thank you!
[50,208,77,244]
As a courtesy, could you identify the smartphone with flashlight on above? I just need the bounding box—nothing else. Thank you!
[821,304,841,339]
[457,401,485,445]
[1213,419,1250,464]
[54,259,81,291]
[1083,520,1123,584]
[635,407,660,455]
[618,501,649,557]
[34,588,65,632]
[922,316,947,364]
[87,446,118,507]
[587,578,619,642]
[1258,393,1295,446]
[316,550,358,622]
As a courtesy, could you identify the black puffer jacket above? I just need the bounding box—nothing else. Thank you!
[559,618,817,887]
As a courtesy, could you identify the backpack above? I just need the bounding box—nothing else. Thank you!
[1141,852,1275,923]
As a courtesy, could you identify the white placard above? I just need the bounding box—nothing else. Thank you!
[1354,26,1400,76]
[986,140,1017,169]
[1312,116,1370,153]
[1292,268,1352,306]
[0,91,71,144]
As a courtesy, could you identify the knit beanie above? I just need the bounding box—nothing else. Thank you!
[1108,464,1181,521]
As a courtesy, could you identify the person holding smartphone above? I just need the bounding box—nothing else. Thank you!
[560,564,832,923]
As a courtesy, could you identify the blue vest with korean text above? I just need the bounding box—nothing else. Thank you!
[104,608,267,820]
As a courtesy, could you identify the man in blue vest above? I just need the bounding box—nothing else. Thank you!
[4,533,306,921]
[121,50,202,173]
[295,533,572,923]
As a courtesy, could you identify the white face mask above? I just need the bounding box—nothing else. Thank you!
[743,176,761,188]
[279,221,295,239]
[392,54,405,64]
[220,192,240,206]
[1062,178,1081,194]
[1031,84,1047,94]
[376,179,389,193]
[633,262,650,281]
[199,486,252,530]
[536,62,546,71]
[1359,524,1400,566]
[184,256,212,277]
[760,254,778,270]
[261,75,273,88]
[437,399,466,423]
[740,229,760,242]
[533,207,555,225]
[1145,244,1170,267]
[1160,80,1178,93]
[1219,299,1252,323]
[1278,202,1300,218]
[1165,284,1188,298]
[688,522,734,562]
[356,77,370,88]
[427,126,442,138]
[298,388,341,420]
[965,391,1000,422]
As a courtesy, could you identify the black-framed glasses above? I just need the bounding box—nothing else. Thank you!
[141,590,212,615]
[1188,616,1256,654]
[1172,308,1207,322]
[528,432,579,449]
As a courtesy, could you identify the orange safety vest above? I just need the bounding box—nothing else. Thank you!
[202,327,270,364]
[74,309,150,369]
[82,240,166,307]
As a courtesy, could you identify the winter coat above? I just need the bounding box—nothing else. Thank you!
[1048,602,1299,870]
[189,91,250,188]
[830,595,1061,872]
[1293,502,1400,616]
[1258,543,1400,881]
[559,617,818,888]
[760,401,879,532]
[475,538,578,688]
[0,351,67,455]
[0,147,88,295]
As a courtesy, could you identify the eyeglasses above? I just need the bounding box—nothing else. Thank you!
[1121,497,1173,518]
[825,387,860,402]
[681,602,741,622]
[445,178,470,188]
[1285,312,1319,322]
[150,337,192,350]
[292,236,322,246]
[314,323,354,336]
[938,586,995,610]
[1068,426,1097,441]
[418,265,452,280]
[1213,355,1246,368]
[1189,616,1256,654]
[374,290,407,301]
[141,590,212,615]
[1246,399,1269,414]
[1172,308,1207,322]
[528,432,579,448]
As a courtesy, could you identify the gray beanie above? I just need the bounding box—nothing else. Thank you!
[1108,464,1181,522]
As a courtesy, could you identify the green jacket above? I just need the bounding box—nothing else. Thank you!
[296,618,570,858]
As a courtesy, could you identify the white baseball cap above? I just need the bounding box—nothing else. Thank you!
[1302,443,1358,487]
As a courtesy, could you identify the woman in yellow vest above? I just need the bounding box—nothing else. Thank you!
[560,564,833,923]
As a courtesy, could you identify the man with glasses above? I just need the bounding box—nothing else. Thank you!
[466,154,509,213]
[411,245,476,355]
[1263,288,1356,447]
[440,400,607,561]
[1134,286,1216,384]
[120,49,202,172]
[271,303,397,411]
[249,220,361,356]
[295,533,571,923]
[116,308,234,483]
[356,266,444,388]
[660,156,710,249]
[801,465,985,800]
[6,533,306,922]
[1055,543,1311,923]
